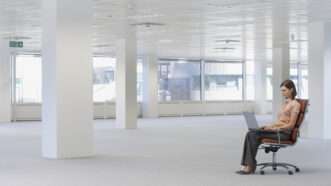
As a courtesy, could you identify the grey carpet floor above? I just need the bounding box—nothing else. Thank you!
[0,115,330,186]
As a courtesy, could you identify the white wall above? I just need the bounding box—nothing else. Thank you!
[307,22,331,139]
[11,101,272,121]
[0,60,12,122]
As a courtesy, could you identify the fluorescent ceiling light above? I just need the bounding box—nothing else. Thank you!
[131,22,165,27]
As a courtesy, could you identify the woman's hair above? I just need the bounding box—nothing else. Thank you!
[280,79,297,99]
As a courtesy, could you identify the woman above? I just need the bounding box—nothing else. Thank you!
[236,79,301,175]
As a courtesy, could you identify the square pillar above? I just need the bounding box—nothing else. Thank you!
[254,17,268,114]
[41,0,94,158]
[142,51,159,118]
[116,25,138,129]
[272,3,290,119]
[0,40,12,123]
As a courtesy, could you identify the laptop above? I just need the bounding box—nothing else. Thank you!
[243,112,260,131]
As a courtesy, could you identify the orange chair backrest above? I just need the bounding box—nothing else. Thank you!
[290,99,309,143]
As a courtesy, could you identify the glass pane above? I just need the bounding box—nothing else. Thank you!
[245,60,255,100]
[137,60,143,102]
[300,64,309,99]
[204,62,243,101]
[290,64,299,92]
[266,66,272,100]
[246,75,255,100]
[158,60,201,101]
[266,49,272,61]
[300,42,308,61]
[15,55,42,103]
[290,48,298,61]
[93,57,116,102]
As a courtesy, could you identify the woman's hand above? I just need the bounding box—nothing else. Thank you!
[261,126,278,131]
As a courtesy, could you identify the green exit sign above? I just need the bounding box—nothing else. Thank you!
[9,41,24,48]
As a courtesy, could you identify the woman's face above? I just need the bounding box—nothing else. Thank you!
[280,86,292,99]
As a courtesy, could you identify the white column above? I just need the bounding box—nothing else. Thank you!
[116,25,138,129]
[272,4,290,119]
[254,18,268,114]
[42,0,94,158]
[307,22,331,139]
[142,52,159,118]
[0,40,12,123]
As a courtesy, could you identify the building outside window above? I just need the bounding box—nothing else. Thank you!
[204,62,243,101]
[158,59,201,101]
[93,57,116,102]
[137,60,143,102]
[266,65,273,100]
[245,60,255,100]
[93,57,143,102]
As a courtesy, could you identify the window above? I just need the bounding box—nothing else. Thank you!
[266,62,308,100]
[290,63,299,90]
[158,59,201,101]
[137,60,143,102]
[15,55,42,103]
[245,60,255,100]
[93,57,143,102]
[266,65,273,100]
[93,57,116,102]
[300,64,308,99]
[204,62,243,101]
[290,63,308,99]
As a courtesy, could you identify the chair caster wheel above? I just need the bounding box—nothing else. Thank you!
[295,168,300,172]
[273,167,277,171]
[288,171,293,175]
[260,170,265,175]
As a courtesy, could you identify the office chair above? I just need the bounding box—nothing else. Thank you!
[257,99,309,175]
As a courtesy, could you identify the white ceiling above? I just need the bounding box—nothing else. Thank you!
[0,0,331,59]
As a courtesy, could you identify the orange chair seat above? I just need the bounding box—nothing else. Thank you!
[261,138,295,145]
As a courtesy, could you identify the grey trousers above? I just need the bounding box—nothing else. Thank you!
[240,130,291,167]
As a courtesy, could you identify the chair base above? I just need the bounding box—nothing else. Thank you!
[257,162,300,175]
[258,145,300,175]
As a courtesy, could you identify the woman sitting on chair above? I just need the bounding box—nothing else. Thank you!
[236,79,301,175]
